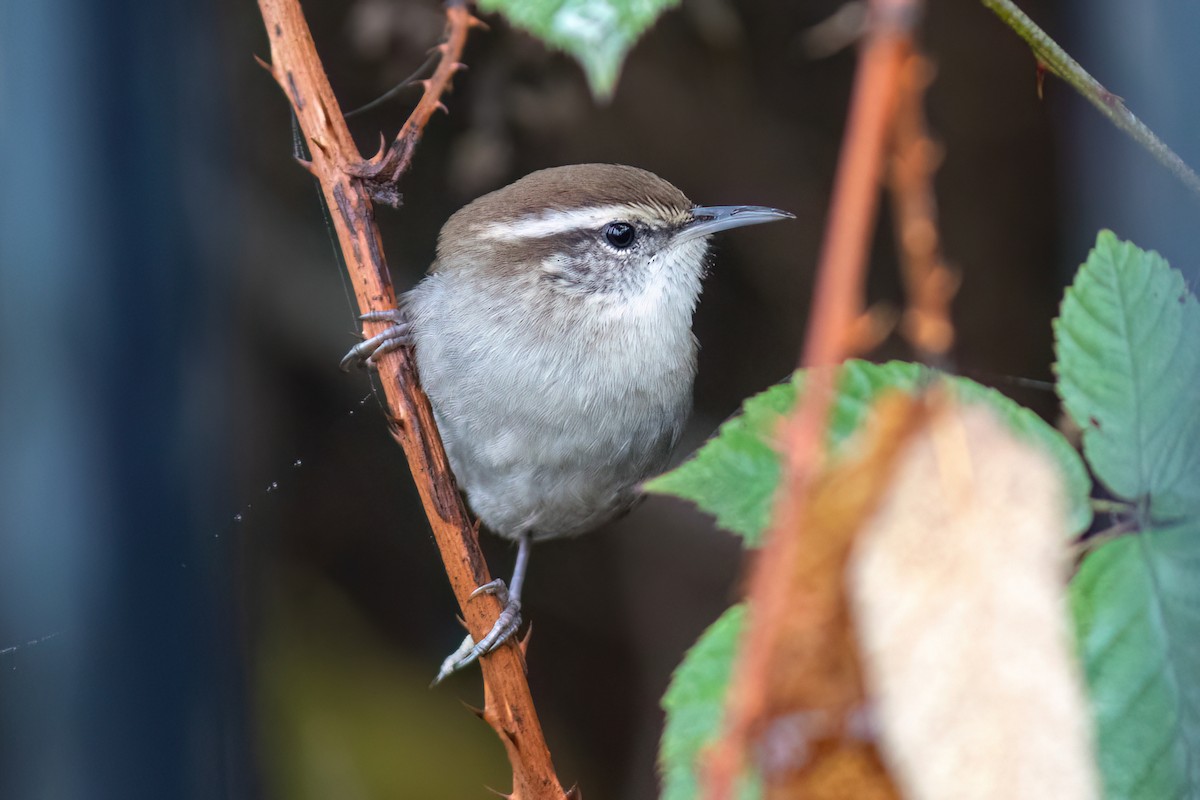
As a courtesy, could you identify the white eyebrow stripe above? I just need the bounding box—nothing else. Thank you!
[475,204,662,240]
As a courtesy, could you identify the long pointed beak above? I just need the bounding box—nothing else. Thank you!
[678,205,795,242]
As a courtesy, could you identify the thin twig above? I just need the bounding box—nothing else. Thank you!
[980,0,1200,198]
[255,2,570,797]
[350,0,480,200]
[887,54,959,362]
[701,1,921,797]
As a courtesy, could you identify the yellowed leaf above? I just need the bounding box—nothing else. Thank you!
[753,392,928,799]
[849,397,1098,800]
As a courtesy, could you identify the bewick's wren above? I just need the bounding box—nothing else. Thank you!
[342,164,792,682]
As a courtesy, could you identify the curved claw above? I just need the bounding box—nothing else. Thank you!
[431,534,532,686]
[469,578,510,604]
[339,308,412,371]
[431,581,523,685]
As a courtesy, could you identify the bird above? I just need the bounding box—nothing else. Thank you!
[341,163,793,683]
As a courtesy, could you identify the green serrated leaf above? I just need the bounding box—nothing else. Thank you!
[1055,230,1200,520]
[477,0,679,99]
[1070,522,1200,799]
[659,605,760,800]
[646,360,1092,545]
[645,379,796,545]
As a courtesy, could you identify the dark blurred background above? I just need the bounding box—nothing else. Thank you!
[2,0,1198,798]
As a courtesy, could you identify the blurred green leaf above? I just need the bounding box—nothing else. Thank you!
[659,605,760,800]
[1054,230,1200,520]
[647,360,1092,545]
[646,378,796,545]
[477,0,678,99]
[1070,522,1200,799]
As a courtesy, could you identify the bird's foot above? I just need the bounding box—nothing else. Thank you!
[432,579,523,685]
[339,308,412,371]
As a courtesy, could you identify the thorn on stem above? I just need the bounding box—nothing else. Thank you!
[367,132,387,163]
[497,722,519,746]
[846,305,897,353]
[252,54,275,75]
[901,52,936,89]
[518,624,533,656]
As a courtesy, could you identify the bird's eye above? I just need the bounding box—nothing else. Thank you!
[603,221,636,249]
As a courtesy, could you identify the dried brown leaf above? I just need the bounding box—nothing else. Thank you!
[849,398,1098,800]
[753,392,929,799]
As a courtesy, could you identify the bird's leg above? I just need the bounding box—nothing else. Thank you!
[339,308,412,371]
[432,532,531,685]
